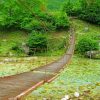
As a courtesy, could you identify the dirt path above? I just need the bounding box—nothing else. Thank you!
[0,34,75,100]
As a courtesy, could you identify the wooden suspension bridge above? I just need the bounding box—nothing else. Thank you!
[0,30,75,100]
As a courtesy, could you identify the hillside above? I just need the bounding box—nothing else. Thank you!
[47,0,65,11]
[46,0,80,11]
[26,19,100,100]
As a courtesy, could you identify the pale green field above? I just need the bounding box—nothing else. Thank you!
[26,55,100,100]
[26,19,100,100]
[0,56,58,77]
[0,30,68,77]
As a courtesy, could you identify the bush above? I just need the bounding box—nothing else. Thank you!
[35,12,55,23]
[54,13,70,30]
[11,42,23,54]
[76,37,99,54]
[63,1,81,17]
[63,0,100,25]
[27,31,47,53]
[21,17,55,32]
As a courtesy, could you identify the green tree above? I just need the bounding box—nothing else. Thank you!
[80,0,100,25]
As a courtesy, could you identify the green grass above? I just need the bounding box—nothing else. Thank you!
[0,30,68,56]
[0,31,28,56]
[26,56,100,100]
[72,19,100,41]
[0,30,69,77]
[0,56,58,77]
[26,19,100,100]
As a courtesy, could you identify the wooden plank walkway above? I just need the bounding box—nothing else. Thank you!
[0,34,75,100]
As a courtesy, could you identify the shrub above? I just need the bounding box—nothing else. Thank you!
[11,42,23,54]
[76,37,99,54]
[79,0,100,24]
[35,12,55,23]
[27,31,47,53]
[54,13,70,30]
[21,18,55,32]
[63,0,100,25]
[63,1,81,17]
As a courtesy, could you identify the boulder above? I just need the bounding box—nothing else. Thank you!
[21,42,29,55]
[85,51,100,59]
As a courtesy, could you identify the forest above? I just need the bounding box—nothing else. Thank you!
[0,0,100,100]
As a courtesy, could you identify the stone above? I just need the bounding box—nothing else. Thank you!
[21,42,30,55]
[85,51,100,58]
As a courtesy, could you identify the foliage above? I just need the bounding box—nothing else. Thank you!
[21,17,55,32]
[27,31,47,53]
[76,37,99,54]
[63,0,100,25]
[47,0,65,11]
[79,0,100,25]
[0,0,70,32]
[0,0,48,31]
[54,13,70,30]
[0,0,21,29]
[11,42,23,54]
[26,55,100,100]
[63,0,81,16]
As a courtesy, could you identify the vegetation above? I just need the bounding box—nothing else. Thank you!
[0,0,70,56]
[46,0,65,11]
[0,0,100,99]
[76,37,99,54]
[26,56,100,100]
[0,0,69,32]
[28,31,48,53]
[26,19,100,100]
[63,0,100,25]
[0,31,68,77]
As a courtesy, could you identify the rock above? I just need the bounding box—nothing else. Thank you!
[85,51,100,58]
[21,42,29,55]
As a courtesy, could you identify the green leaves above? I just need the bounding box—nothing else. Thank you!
[27,31,47,53]
[76,36,99,54]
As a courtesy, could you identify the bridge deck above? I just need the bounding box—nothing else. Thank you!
[0,34,75,100]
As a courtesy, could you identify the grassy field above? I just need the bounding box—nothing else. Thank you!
[0,31,69,77]
[0,56,59,77]
[0,31,28,56]
[26,56,100,100]
[0,30,68,56]
[0,19,99,99]
[26,19,100,100]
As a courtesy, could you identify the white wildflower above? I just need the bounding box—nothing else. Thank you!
[43,98,47,100]
[74,92,80,97]
[33,57,38,60]
[61,98,66,100]
[65,95,70,99]
[0,62,3,64]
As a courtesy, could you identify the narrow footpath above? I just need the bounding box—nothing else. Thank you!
[0,33,75,100]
